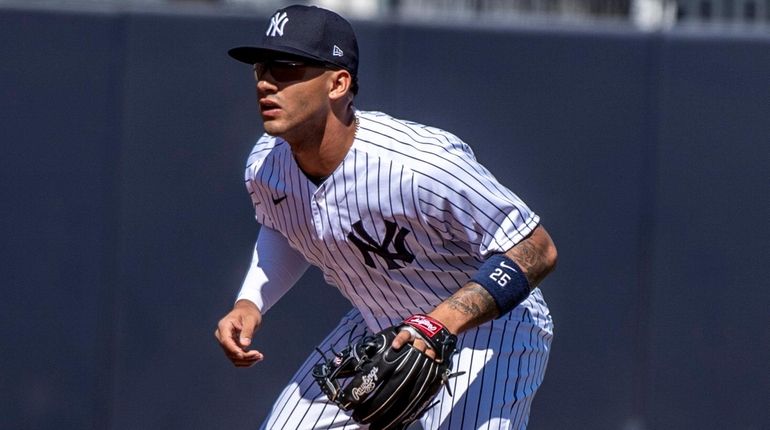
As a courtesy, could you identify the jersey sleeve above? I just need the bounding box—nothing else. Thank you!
[236,226,310,314]
[415,137,540,257]
[244,134,278,229]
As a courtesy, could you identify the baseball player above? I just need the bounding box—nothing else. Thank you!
[215,5,557,430]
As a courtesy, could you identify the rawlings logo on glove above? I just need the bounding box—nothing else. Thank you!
[351,367,379,400]
[312,315,461,430]
[403,314,441,337]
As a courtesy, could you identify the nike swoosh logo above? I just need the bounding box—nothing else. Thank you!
[272,195,287,205]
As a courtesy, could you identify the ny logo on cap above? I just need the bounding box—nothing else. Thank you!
[266,12,289,37]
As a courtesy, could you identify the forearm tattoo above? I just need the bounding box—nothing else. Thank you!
[444,283,499,321]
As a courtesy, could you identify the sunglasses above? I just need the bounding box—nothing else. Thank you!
[253,59,329,83]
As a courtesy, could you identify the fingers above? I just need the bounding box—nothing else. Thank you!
[230,349,263,367]
[238,313,258,349]
[215,319,241,352]
[215,309,264,367]
[391,329,412,350]
[215,324,265,367]
[414,339,437,360]
[391,329,437,360]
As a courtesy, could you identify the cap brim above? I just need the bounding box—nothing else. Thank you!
[228,46,328,65]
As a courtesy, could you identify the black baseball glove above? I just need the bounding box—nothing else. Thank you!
[312,314,460,430]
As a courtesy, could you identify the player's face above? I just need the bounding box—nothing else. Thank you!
[254,59,334,139]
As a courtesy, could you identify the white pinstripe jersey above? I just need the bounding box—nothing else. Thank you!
[245,110,541,330]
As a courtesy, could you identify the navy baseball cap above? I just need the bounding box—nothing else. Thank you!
[228,5,359,78]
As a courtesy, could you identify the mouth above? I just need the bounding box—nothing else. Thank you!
[259,98,281,117]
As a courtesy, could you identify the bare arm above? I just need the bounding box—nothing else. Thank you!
[393,225,556,355]
[430,224,557,334]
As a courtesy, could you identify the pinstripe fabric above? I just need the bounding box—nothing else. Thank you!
[422,289,553,430]
[246,110,553,429]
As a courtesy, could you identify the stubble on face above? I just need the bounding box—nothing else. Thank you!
[259,69,330,143]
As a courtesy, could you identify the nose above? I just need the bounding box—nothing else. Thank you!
[256,76,277,94]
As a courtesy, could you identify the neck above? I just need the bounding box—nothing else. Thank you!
[288,106,357,179]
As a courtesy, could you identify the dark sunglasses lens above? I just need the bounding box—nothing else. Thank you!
[270,62,307,82]
[255,60,319,82]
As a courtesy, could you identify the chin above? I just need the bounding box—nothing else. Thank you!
[261,120,285,137]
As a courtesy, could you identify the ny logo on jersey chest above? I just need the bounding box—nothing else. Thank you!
[347,220,415,270]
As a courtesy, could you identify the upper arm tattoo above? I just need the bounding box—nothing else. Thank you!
[508,235,551,288]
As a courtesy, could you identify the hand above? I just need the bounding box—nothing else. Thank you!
[214,299,264,367]
[391,328,437,359]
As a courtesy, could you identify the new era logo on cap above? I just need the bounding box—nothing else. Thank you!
[333,45,343,57]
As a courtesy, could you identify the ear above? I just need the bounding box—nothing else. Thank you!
[328,69,352,101]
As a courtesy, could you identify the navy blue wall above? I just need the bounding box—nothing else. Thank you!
[0,8,122,430]
[1,5,767,430]
[646,33,770,429]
